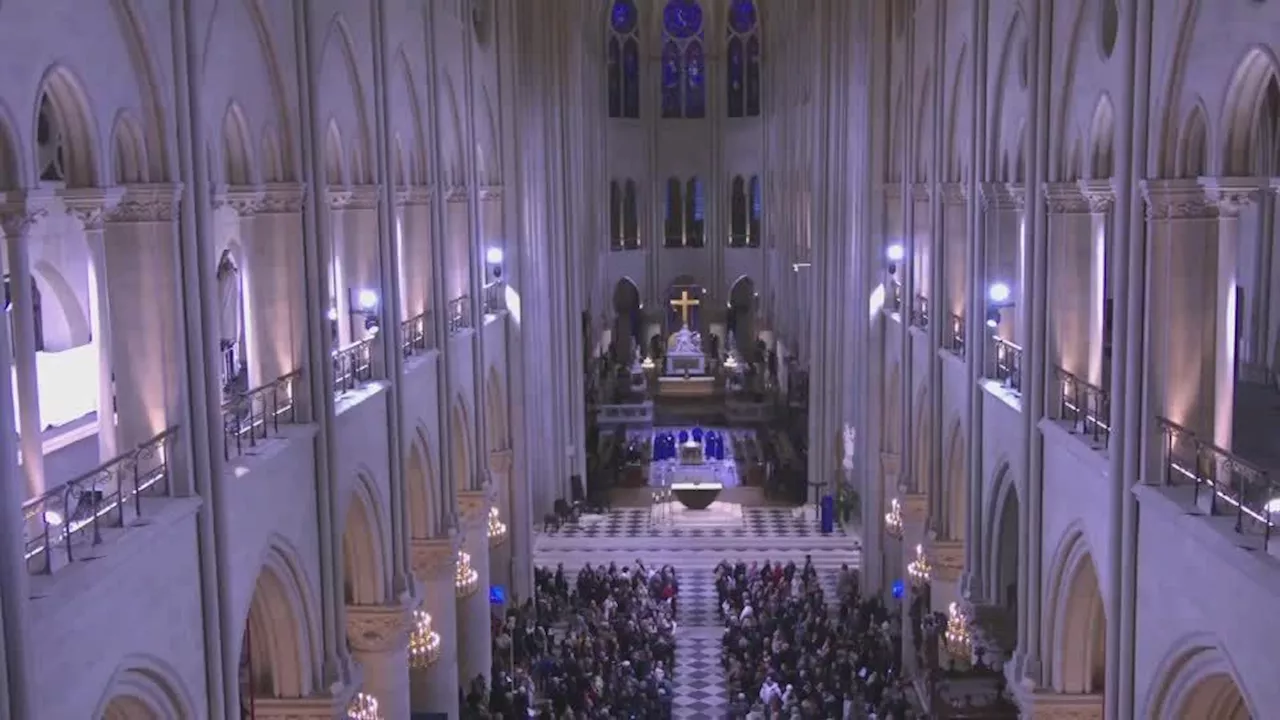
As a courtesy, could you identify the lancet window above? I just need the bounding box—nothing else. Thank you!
[726,0,761,118]
[608,0,641,118]
[661,0,705,119]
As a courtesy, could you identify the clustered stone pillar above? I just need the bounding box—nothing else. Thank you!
[1,195,48,500]
[487,449,517,596]
[346,602,416,720]
[455,489,492,688]
[410,536,460,718]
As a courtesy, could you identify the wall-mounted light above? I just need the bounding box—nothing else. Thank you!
[327,307,339,322]
[486,247,505,281]
[885,244,906,262]
[987,281,1011,305]
[349,288,381,334]
[986,308,1002,329]
[356,289,380,312]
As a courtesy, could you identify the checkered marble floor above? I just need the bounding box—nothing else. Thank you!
[672,570,725,718]
[539,506,850,540]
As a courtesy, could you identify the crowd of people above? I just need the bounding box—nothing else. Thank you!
[462,561,679,719]
[718,558,915,719]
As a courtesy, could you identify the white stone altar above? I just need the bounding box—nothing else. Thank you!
[665,325,706,375]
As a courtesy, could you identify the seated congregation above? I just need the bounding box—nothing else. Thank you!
[467,561,679,718]
[718,558,913,719]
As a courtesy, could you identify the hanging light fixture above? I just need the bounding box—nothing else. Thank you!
[455,551,480,598]
[907,543,933,583]
[488,506,508,547]
[408,609,442,669]
[346,692,382,720]
[641,355,655,370]
[945,601,973,662]
[885,497,904,540]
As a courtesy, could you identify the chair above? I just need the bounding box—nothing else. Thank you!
[553,498,577,525]
[543,512,560,532]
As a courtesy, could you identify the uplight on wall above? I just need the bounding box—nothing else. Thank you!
[885,243,905,275]
[349,288,381,335]
[986,281,1012,328]
[486,247,505,281]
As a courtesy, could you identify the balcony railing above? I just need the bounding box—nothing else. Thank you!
[943,313,965,357]
[482,281,507,315]
[22,427,178,575]
[989,336,1022,393]
[1053,367,1110,447]
[1157,417,1275,551]
[910,294,930,328]
[223,371,301,460]
[333,337,374,395]
[448,295,472,335]
[887,281,903,313]
[402,311,431,356]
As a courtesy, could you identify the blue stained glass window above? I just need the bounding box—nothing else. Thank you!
[610,0,638,33]
[728,37,744,118]
[662,42,681,118]
[684,42,705,118]
[728,0,756,34]
[607,39,621,117]
[746,35,761,117]
[663,0,703,39]
[623,39,640,118]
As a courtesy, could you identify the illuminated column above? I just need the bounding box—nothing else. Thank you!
[455,490,491,688]
[1079,182,1116,388]
[409,536,459,718]
[61,188,125,462]
[0,196,48,498]
[249,184,308,386]
[346,603,415,720]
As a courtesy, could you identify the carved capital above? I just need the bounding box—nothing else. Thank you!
[488,448,513,475]
[926,538,965,581]
[939,182,967,206]
[900,493,927,525]
[0,200,46,239]
[60,187,125,231]
[1041,183,1090,215]
[479,185,503,201]
[1018,692,1104,720]
[249,692,354,720]
[880,451,901,477]
[1075,179,1115,214]
[397,186,432,207]
[882,184,902,203]
[1199,176,1265,218]
[346,602,417,653]
[258,183,307,214]
[910,182,930,202]
[410,536,458,581]
[444,185,469,203]
[1141,179,1215,220]
[108,183,183,223]
[979,182,1023,211]
[457,489,491,527]
[211,184,265,216]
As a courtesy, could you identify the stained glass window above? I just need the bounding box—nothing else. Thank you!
[609,181,623,249]
[729,176,748,247]
[608,0,640,119]
[660,0,704,119]
[749,175,761,246]
[623,180,639,249]
[664,178,684,247]
[685,177,704,247]
[727,0,761,119]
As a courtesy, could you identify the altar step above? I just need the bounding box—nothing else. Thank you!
[608,486,773,507]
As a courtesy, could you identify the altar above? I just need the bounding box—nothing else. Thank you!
[647,427,738,510]
[665,325,707,375]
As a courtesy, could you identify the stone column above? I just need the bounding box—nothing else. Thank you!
[0,195,48,499]
[488,449,522,598]
[455,489,492,688]
[61,189,125,462]
[346,603,416,720]
[1079,182,1116,388]
[1043,183,1095,380]
[410,536,460,718]
[253,184,308,384]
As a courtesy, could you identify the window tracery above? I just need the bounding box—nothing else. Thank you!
[608,0,641,118]
[726,0,761,118]
[661,0,705,119]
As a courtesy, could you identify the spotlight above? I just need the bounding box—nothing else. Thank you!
[987,281,1011,304]
[986,308,1001,329]
[327,307,338,322]
[357,289,379,311]
[886,243,905,262]
[486,247,504,264]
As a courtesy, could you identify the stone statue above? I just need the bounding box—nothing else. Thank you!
[668,325,703,355]
[842,424,857,470]
[216,248,242,348]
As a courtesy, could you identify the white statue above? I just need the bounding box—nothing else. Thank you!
[668,325,703,355]
[842,424,857,471]
[216,249,243,346]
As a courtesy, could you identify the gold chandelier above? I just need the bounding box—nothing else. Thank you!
[408,609,442,669]
[346,692,382,720]
[455,551,480,598]
[488,506,508,547]
[907,543,932,583]
[885,497,904,540]
[944,601,972,662]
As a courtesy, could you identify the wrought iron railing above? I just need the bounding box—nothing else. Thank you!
[401,311,430,356]
[911,294,930,328]
[1053,367,1110,447]
[448,295,472,334]
[482,281,506,314]
[22,427,178,575]
[223,371,301,460]
[1157,417,1275,551]
[989,336,1022,392]
[943,313,965,357]
[333,337,374,395]
[887,281,903,313]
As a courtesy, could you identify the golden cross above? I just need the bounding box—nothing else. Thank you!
[670,289,700,328]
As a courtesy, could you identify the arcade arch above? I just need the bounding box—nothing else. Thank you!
[239,542,321,701]
[1044,528,1106,695]
[1147,640,1255,720]
[727,275,756,351]
[406,426,441,540]
[986,465,1020,614]
[95,659,194,720]
[611,276,641,361]
[342,473,389,606]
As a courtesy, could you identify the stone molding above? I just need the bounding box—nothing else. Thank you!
[910,182,930,202]
[248,692,354,720]
[1141,179,1215,220]
[258,183,307,214]
[410,535,459,581]
[882,184,902,203]
[395,186,432,207]
[479,185,503,201]
[939,182,966,206]
[1013,691,1104,720]
[0,200,46,239]
[488,448,513,475]
[444,185,469,203]
[980,182,1024,211]
[211,184,265,216]
[926,537,965,582]
[1076,180,1115,214]
[59,187,125,230]
[108,183,183,223]
[346,601,418,654]
[1198,176,1265,218]
[1041,183,1090,215]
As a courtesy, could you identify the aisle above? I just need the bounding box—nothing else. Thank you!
[671,570,728,719]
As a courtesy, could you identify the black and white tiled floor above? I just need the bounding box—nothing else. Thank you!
[533,506,861,720]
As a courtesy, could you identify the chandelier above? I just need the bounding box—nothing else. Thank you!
[641,355,655,370]
[944,601,972,662]
[455,551,480,598]
[488,506,508,547]
[346,692,382,720]
[408,609,442,669]
[885,497,904,540]
[907,543,932,583]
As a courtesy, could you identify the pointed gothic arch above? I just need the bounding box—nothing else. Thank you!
[342,471,390,606]
[883,362,902,454]
[93,655,195,720]
[985,462,1020,612]
[910,388,930,496]
[1220,46,1280,176]
[110,111,150,184]
[406,425,440,540]
[222,102,256,186]
[1177,100,1210,179]
[33,65,100,187]
[1043,525,1106,694]
[1145,636,1257,720]
[485,366,508,452]
[451,399,474,492]
[943,419,966,539]
[239,539,322,699]
[1087,94,1115,179]
[320,15,373,184]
